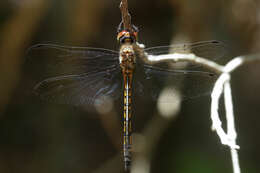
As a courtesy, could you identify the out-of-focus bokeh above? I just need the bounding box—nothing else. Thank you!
[0,0,260,172]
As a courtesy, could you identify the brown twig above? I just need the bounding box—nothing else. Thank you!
[119,0,132,31]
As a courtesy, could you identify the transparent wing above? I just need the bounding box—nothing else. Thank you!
[27,44,119,76]
[139,65,217,101]
[144,40,227,61]
[27,44,122,109]
[33,65,122,109]
[135,40,225,101]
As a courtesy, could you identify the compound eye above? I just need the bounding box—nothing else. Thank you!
[117,30,132,43]
[117,31,125,41]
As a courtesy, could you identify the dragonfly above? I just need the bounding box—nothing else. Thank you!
[27,23,226,171]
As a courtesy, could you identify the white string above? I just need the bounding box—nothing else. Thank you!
[142,52,260,173]
[132,49,260,173]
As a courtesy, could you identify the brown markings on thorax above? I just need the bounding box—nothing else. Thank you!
[119,43,136,74]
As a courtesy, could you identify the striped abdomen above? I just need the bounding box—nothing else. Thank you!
[123,72,133,171]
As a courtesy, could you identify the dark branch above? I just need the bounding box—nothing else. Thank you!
[120,0,132,31]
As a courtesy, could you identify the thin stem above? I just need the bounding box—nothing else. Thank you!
[120,0,132,31]
[147,53,225,74]
[224,81,241,173]
[231,149,241,173]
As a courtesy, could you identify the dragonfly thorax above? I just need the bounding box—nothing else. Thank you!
[119,44,136,73]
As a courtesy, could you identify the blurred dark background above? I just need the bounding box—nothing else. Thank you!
[0,0,260,172]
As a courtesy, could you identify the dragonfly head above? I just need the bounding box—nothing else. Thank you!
[117,23,138,44]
